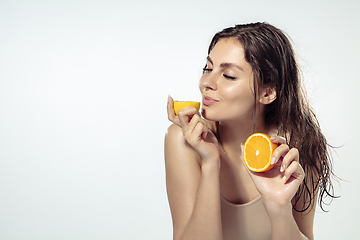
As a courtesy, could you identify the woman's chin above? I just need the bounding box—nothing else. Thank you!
[201,109,219,121]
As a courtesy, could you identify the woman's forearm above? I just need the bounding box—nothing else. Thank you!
[179,161,223,240]
[264,202,309,240]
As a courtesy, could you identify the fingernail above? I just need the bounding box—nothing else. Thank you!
[282,175,287,182]
[271,156,276,165]
[270,137,276,141]
[280,164,285,172]
[279,136,286,141]
[167,95,171,103]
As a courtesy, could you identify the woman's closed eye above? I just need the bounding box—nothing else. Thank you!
[202,67,212,73]
[223,74,236,80]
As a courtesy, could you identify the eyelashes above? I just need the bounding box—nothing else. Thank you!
[223,74,236,80]
[202,67,212,73]
[202,67,236,80]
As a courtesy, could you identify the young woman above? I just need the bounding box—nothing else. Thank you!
[165,22,336,240]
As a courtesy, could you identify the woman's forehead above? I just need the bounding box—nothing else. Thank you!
[208,38,251,71]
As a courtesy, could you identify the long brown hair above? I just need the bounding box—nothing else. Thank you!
[208,22,338,212]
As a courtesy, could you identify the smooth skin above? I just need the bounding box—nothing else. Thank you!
[165,38,316,240]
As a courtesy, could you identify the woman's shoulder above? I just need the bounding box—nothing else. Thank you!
[164,123,201,165]
[165,123,183,138]
[165,123,193,152]
[165,124,185,148]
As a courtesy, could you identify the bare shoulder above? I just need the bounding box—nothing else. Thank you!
[164,123,201,167]
[165,123,184,142]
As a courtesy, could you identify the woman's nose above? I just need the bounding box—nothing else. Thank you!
[200,74,217,91]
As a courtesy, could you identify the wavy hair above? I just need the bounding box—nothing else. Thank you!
[208,22,338,212]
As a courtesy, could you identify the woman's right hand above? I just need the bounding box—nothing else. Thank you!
[167,96,221,163]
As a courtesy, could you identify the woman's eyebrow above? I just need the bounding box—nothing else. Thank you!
[220,62,243,71]
[207,56,243,71]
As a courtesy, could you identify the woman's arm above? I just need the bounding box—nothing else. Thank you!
[165,124,223,240]
[291,177,318,240]
[263,183,317,240]
[242,136,315,240]
[263,201,312,240]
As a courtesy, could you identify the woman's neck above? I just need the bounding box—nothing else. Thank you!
[217,119,274,158]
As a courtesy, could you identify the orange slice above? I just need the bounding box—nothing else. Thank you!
[243,133,278,172]
[173,101,200,116]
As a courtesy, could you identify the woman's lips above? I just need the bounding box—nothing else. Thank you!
[202,96,219,106]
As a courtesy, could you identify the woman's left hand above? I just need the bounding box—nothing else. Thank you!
[242,135,305,209]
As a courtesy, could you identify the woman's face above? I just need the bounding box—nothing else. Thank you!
[199,38,257,122]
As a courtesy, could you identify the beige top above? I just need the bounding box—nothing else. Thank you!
[221,194,271,240]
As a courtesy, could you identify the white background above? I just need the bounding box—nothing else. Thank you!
[1,0,359,239]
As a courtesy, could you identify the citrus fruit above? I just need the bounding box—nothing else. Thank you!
[173,101,200,116]
[243,133,278,172]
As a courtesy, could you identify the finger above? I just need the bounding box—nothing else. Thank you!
[183,114,203,134]
[185,121,207,146]
[280,148,299,173]
[270,143,289,165]
[282,160,305,183]
[280,148,299,172]
[178,107,198,128]
[167,95,180,126]
[178,106,202,125]
[191,114,209,138]
[270,135,287,145]
[183,114,208,139]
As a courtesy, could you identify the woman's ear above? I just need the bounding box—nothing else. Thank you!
[259,86,276,104]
